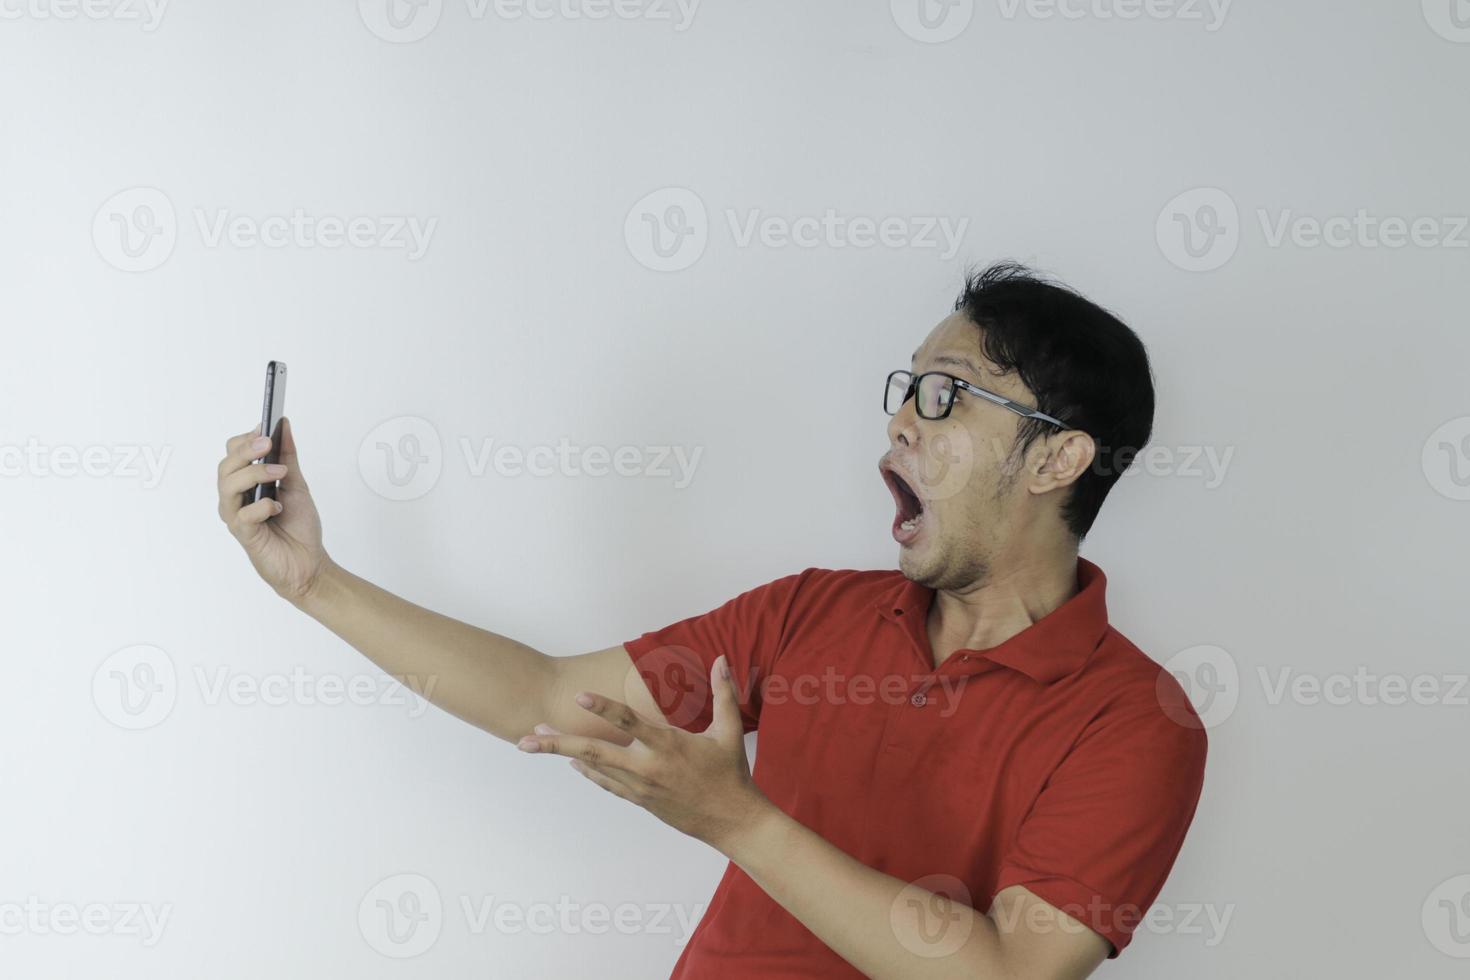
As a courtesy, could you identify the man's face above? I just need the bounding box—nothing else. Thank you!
[879,314,1045,591]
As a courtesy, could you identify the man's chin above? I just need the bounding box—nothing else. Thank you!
[897,540,937,582]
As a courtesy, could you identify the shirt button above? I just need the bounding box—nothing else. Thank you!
[910,692,927,707]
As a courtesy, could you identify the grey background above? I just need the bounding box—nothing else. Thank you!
[1,0,1467,976]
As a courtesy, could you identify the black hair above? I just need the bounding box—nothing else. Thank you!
[954,261,1155,539]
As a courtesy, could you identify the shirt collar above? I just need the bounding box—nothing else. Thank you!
[874,557,1110,684]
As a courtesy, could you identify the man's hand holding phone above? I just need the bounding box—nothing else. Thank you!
[216,417,332,605]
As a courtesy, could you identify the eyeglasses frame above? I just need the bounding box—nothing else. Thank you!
[885,369,1069,429]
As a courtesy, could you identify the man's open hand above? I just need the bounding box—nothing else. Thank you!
[516,655,773,853]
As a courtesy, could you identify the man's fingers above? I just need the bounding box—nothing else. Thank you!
[217,424,277,523]
[225,426,261,454]
[216,467,283,524]
[572,692,667,745]
[707,655,743,740]
[218,428,271,479]
[216,430,262,523]
[517,730,641,773]
[219,463,287,500]
[233,496,282,531]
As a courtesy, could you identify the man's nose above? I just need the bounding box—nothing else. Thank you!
[887,400,917,448]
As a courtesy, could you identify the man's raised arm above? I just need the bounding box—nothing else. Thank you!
[216,419,665,744]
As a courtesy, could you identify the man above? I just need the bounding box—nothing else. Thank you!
[216,262,1206,978]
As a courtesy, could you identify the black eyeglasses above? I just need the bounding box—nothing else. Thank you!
[884,370,1068,428]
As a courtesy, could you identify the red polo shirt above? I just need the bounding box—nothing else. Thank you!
[624,558,1207,978]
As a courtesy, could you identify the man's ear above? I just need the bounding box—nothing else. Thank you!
[1028,430,1095,495]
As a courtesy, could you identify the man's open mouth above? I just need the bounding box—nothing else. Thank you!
[880,462,927,545]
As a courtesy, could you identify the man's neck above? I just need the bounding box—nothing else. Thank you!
[926,551,1080,667]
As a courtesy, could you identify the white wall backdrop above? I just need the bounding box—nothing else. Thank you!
[2,1,1468,976]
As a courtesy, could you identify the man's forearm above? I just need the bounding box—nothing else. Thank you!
[723,802,1013,979]
[295,559,555,742]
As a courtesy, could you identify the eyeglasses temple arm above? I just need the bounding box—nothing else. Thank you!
[955,379,1068,429]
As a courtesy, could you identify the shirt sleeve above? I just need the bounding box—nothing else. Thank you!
[622,569,811,734]
[992,694,1208,957]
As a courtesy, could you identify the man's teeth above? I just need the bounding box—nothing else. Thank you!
[900,515,920,531]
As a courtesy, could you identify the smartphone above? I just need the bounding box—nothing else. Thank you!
[249,360,288,506]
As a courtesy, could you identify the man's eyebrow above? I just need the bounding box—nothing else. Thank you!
[912,352,985,378]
